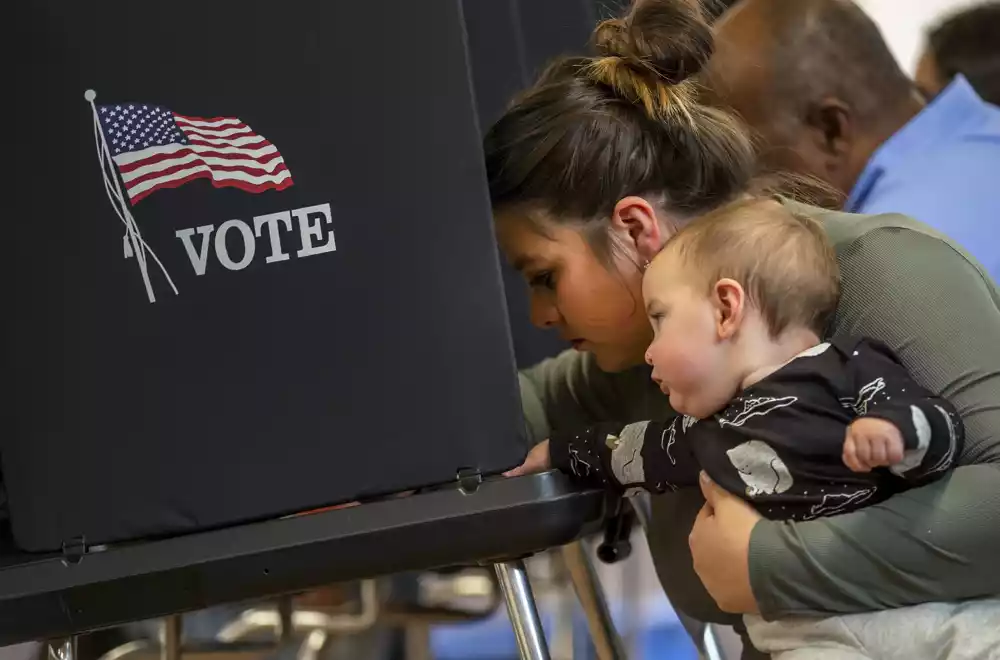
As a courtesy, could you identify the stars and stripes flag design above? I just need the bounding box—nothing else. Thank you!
[95,102,294,203]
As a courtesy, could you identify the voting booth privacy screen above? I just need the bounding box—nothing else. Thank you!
[5,0,526,552]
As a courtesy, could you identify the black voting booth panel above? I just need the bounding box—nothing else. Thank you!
[463,0,631,369]
[6,0,526,552]
[462,0,578,368]
[0,473,606,646]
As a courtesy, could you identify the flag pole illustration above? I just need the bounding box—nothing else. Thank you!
[85,90,293,303]
[86,89,173,303]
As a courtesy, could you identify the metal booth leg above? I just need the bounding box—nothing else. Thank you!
[561,542,627,660]
[162,615,182,660]
[494,560,551,660]
[48,640,77,660]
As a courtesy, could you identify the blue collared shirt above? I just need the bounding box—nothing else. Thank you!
[846,76,1000,281]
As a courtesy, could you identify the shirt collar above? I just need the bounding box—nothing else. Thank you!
[846,76,988,211]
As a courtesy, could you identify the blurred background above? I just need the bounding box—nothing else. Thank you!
[859,0,984,74]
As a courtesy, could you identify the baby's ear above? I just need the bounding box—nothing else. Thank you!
[713,278,745,339]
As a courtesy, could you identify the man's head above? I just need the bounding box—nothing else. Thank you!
[702,0,922,200]
[916,2,1000,106]
[642,198,840,418]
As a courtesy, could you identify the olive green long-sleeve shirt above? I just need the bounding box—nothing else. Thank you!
[519,203,1000,651]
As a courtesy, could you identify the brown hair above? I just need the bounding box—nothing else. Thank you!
[484,0,758,263]
[656,197,841,337]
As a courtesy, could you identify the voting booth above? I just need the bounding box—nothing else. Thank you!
[6,0,532,552]
[0,0,618,658]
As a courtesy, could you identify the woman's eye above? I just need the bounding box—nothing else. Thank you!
[528,271,555,290]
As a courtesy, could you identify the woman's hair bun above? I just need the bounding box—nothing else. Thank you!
[593,0,715,85]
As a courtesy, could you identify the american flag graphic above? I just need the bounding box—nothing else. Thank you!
[95,102,293,203]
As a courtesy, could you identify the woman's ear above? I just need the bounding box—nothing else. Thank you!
[713,278,746,340]
[610,196,672,264]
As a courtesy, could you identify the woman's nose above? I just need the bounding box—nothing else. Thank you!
[529,294,560,329]
[644,347,654,366]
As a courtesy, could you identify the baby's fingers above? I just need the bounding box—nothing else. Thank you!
[886,438,905,465]
[868,437,889,466]
[853,435,874,471]
[843,435,868,473]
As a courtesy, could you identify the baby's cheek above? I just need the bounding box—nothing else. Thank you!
[670,352,714,388]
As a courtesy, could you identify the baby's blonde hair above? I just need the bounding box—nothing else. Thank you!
[655,198,841,337]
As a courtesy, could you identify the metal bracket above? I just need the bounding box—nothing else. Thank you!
[60,535,87,565]
[456,468,482,495]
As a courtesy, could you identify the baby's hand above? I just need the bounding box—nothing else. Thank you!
[843,418,905,472]
[504,440,551,477]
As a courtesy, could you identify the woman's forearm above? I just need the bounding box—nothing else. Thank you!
[749,464,1000,620]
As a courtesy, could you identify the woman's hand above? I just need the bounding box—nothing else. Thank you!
[504,440,552,477]
[689,471,763,614]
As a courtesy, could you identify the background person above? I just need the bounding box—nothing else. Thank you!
[703,0,1000,280]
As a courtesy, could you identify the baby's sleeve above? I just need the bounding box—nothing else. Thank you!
[548,418,701,494]
[846,338,965,484]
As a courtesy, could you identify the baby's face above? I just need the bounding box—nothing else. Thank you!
[641,259,741,419]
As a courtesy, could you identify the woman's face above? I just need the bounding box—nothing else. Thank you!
[496,212,657,372]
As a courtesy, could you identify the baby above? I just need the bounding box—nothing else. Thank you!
[509,199,999,659]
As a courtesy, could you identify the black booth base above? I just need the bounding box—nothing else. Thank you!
[0,472,605,646]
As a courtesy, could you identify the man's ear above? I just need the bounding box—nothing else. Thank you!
[804,96,853,160]
[713,278,746,340]
[610,196,671,264]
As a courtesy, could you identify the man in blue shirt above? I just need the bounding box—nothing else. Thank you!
[703,0,1000,281]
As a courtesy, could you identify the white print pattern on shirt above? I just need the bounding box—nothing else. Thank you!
[718,396,798,428]
[681,415,698,433]
[568,447,592,478]
[611,421,649,485]
[802,487,876,520]
[852,377,886,415]
[661,421,678,466]
[726,440,795,497]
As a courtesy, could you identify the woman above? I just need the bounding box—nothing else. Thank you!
[485,0,1000,657]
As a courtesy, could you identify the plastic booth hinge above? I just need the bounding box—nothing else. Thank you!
[456,468,482,495]
[595,495,633,564]
[61,535,88,565]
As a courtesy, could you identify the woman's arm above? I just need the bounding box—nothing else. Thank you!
[748,224,1000,619]
[751,465,1000,618]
